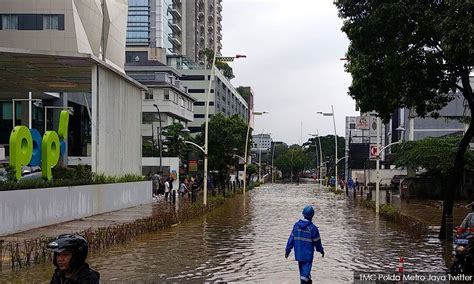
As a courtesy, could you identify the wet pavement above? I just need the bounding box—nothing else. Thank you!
[1,183,453,283]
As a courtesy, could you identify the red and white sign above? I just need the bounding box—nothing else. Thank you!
[369,144,379,160]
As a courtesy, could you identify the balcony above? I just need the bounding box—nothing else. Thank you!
[217,2,222,12]
[217,12,222,21]
[168,34,182,47]
[168,5,182,19]
[217,31,222,40]
[168,19,182,33]
[197,11,205,22]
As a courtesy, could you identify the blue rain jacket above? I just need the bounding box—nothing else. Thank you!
[286,219,324,262]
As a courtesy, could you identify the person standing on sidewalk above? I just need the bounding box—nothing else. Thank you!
[48,234,100,284]
[191,178,199,203]
[285,206,324,284]
[164,177,170,202]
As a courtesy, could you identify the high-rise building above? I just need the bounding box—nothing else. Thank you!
[126,0,223,65]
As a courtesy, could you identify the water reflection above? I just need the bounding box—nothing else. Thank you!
[1,183,450,283]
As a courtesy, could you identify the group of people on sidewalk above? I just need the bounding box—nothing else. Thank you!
[148,171,203,203]
[328,175,359,190]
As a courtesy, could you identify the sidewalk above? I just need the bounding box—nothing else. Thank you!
[1,200,174,243]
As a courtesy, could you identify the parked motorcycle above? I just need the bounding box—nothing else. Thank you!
[451,227,474,275]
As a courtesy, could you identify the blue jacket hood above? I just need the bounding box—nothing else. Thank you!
[296,219,312,229]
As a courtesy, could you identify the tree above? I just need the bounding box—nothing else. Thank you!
[199,48,214,69]
[394,136,474,177]
[274,147,309,180]
[195,114,248,189]
[335,0,473,239]
[215,61,235,79]
[161,123,196,163]
[236,86,252,100]
[302,135,345,178]
[198,48,235,79]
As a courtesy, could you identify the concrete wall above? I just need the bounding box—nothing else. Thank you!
[352,169,407,186]
[0,181,152,236]
[96,66,142,175]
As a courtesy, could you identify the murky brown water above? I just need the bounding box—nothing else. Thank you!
[1,183,451,283]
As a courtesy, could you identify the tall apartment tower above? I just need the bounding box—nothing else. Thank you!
[186,0,223,64]
[126,0,222,65]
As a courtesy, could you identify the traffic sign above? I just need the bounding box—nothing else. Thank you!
[369,144,379,160]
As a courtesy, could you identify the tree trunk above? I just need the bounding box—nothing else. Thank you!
[439,71,474,240]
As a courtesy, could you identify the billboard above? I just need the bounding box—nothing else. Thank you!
[356,116,370,130]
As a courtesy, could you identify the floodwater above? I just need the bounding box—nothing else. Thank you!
[1,183,451,283]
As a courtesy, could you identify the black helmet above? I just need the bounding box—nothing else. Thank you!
[48,234,88,268]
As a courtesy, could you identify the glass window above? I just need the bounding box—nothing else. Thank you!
[129,0,149,6]
[18,14,42,30]
[43,15,59,30]
[144,92,154,100]
[188,89,205,93]
[126,51,148,63]
[2,15,18,30]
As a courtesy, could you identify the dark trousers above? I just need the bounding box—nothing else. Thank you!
[191,190,196,203]
[165,192,169,201]
[298,261,313,283]
[172,191,176,204]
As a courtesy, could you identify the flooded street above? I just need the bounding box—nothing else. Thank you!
[2,183,451,283]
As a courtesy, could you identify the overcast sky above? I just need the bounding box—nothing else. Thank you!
[221,0,359,145]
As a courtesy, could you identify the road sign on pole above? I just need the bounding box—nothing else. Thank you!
[369,144,378,160]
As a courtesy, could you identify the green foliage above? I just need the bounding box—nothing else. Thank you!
[5,164,16,182]
[302,135,345,177]
[215,61,235,79]
[142,140,158,157]
[199,48,214,68]
[393,135,474,176]
[161,122,193,160]
[335,0,473,121]
[236,86,251,100]
[0,166,145,191]
[274,147,309,179]
[198,48,234,79]
[194,113,248,187]
[246,164,257,176]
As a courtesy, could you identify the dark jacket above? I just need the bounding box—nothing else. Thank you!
[50,263,100,284]
[286,219,324,262]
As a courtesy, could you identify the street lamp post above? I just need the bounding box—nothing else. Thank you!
[375,125,405,213]
[243,111,267,194]
[318,105,338,189]
[271,142,275,184]
[9,99,43,128]
[152,104,163,173]
[203,54,246,206]
[309,132,323,187]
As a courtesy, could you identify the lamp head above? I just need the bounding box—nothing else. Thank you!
[181,128,190,134]
[395,126,406,132]
[33,100,43,108]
